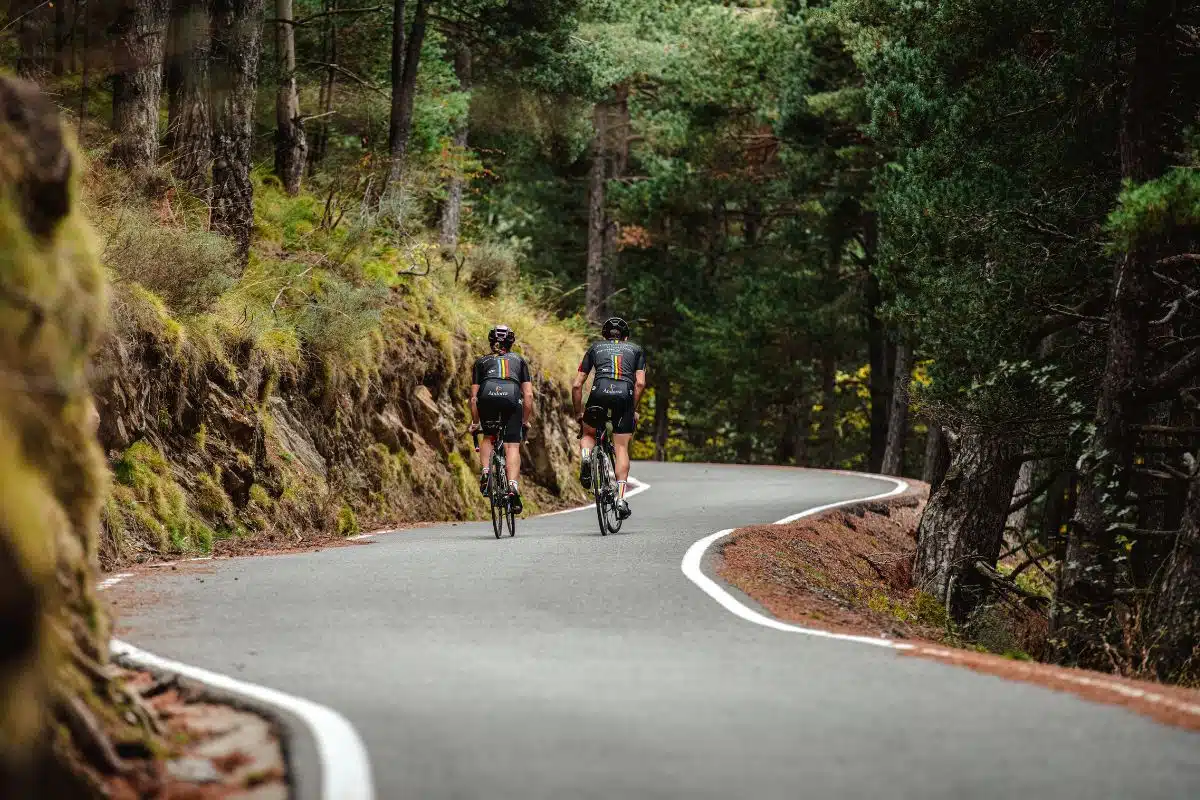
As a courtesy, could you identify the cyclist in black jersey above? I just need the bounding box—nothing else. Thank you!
[572,317,647,519]
[469,324,533,514]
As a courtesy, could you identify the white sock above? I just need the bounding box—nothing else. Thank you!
[581,448,591,462]
[509,480,519,492]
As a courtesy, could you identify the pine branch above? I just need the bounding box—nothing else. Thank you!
[1148,346,1200,393]
[299,61,388,97]
[270,5,386,26]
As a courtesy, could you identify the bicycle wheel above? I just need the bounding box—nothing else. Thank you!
[593,449,610,536]
[600,444,624,534]
[489,459,504,539]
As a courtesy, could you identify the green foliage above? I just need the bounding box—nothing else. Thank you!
[337,504,360,537]
[111,442,215,556]
[1106,169,1200,253]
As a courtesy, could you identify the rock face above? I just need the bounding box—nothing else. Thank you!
[92,295,587,568]
[0,77,142,797]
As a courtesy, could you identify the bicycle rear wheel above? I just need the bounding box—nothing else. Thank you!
[601,444,623,534]
[489,476,504,539]
[594,449,610,536]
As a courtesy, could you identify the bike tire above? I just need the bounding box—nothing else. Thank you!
[603,444,624,534]
[489,474,504,539]
[594,450,609,536]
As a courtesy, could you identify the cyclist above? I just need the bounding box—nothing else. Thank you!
[572,317,647,520]
[469,324,533,514]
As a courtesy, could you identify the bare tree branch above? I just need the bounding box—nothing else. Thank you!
[271,5,386,26]
[299,61,388,97]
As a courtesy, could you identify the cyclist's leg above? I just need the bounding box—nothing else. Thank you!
[501,409,523,485]
[476,404,497,494]
[500,410,524,512]
[478,434,495,470]
[612,433,632,482]
[610,389,636,515]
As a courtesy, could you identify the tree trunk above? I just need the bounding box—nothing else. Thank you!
[1052,0,1177,666]
[210,0,264,266]
[817,352,837,467]
[881,343,912,476]
[12,0,46,80]
[654,373,670,462]
[1006,459,1036,537]
[863,223,891,473]
[273,0,306,194]
[585,102,609,325]
[110,0,170,173]
[310,0,337,169]
[165,0,212,193]
[1151,465,1200,681]
[78,0,91,139]
[438,42,471,252]
[922,423,951,492]
[386,0,427,186]
[792,397,811,466]
[52,0,68,76]
[914,429,1023,622]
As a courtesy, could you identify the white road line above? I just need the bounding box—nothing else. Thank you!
[537,476,651,518]
[98,573,133,590]
[111,639,376,799]
[682,473,1200,719]
[351,477,653,537]
[915,646,1200,717]
[681,474,912,650]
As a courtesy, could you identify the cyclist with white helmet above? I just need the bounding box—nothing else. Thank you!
[469,324,533,514]
[572,317,647,520]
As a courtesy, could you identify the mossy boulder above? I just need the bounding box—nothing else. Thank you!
[0,76,148,796]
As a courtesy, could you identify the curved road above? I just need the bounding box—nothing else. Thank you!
[117,463,1200,798]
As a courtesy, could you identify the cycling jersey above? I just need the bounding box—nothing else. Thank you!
[473,352,531,444]
[473,352,531,387]
[579,340,646,435]
[578,340,647,385]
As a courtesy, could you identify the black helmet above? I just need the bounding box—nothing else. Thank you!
[602,317,630,340]
[488,324,516,350]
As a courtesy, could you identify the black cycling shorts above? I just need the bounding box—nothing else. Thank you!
[478,380,524,443]
[584,378,636,435]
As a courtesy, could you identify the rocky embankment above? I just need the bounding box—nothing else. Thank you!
[0,76,164,796]
[92,250,584,572]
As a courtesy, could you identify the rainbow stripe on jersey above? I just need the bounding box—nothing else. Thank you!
[498,357,510,380]
[612,354,623,381]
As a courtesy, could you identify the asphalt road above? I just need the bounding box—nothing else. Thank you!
[117,462,1200,799]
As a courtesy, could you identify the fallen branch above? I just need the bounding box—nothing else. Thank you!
[1157,253,1200,268]
[972,560,1052,606]
[1008,469,1062,514]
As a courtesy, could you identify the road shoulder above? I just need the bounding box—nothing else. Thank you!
[714,485,1200,732]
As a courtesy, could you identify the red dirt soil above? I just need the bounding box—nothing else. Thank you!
[717,486,1200,732]
[102,667,287,799]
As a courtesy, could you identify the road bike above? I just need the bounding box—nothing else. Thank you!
[472,425,516,539]
[583,406,624,536]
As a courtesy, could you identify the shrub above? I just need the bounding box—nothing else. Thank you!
[465,242,518,298]
[100,213,239,316]
[293,272,386,361]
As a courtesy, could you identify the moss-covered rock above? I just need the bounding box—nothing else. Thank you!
[0,76,146,797]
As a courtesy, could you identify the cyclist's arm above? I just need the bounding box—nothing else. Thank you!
[571,370,587,419]
[573,347,593,419]
[521,381,533,425]
[469,383,481,425]
[633,369,647,412]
